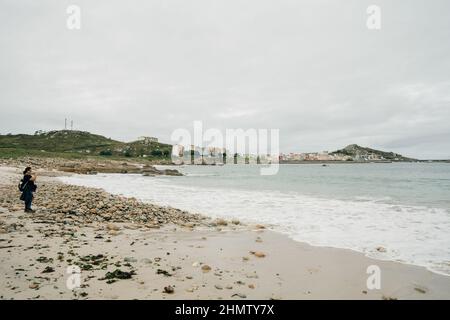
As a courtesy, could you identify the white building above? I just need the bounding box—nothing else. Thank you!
[137,136,158,144]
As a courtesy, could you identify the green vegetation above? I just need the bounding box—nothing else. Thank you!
[99,150,113,156]
[0,130,172,162]
[0,148,87,159]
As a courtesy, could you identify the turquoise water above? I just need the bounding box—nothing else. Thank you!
[172,163,450,210]
[61,163,450,275]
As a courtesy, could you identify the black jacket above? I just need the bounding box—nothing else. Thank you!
[22,174,37,192]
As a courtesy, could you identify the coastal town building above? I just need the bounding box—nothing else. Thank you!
[175,145,395,164]
[280,152,353,161]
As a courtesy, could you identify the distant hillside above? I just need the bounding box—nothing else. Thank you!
[0,130,172,160]
[331,144,417,162]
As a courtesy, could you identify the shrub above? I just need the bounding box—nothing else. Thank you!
[99,150,112,156]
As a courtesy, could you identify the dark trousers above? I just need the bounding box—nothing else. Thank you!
[23,190,33,210]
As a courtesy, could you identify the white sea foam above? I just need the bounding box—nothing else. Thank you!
[58,173,450,276]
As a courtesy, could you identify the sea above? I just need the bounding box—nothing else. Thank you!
[59,162,450,276]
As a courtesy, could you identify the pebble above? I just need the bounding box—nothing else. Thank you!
[29,283,39,289]
[215,219,228,226]
[107,224,120,231]
[163,286,174,294]
[250,251,266,258]
[201,265,212,272]
[42,266,55,273]
[414,286,427,294]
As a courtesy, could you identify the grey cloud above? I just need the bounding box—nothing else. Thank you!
[0,0,449,158]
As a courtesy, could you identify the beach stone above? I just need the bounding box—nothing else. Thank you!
[376,246,387,253]
[414,286,428,294]
[250,251,266,258]
[215,219,228,226]
[42,266,55,273]
[108,230,119,236]
[106,223,120,231]
[163,286,174,294]
[29,283,39,289]
[201,265,212,272]
[186,285,199,292]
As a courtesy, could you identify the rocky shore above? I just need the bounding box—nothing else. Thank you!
[0,182,206,230]
[0,163,241,232]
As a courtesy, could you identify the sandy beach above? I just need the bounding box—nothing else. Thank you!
[1,165,450,300]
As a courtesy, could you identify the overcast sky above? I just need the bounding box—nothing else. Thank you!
[1,0,449,159]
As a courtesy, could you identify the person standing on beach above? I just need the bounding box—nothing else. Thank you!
[20,166,37,213]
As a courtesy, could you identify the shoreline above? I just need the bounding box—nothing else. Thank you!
[60,168,450,278]
[1,165,450,299]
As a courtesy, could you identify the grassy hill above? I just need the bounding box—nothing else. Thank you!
[331,144,417,162]
[0,130,172,161]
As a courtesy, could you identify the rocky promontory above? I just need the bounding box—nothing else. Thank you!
[0,157,182,176]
